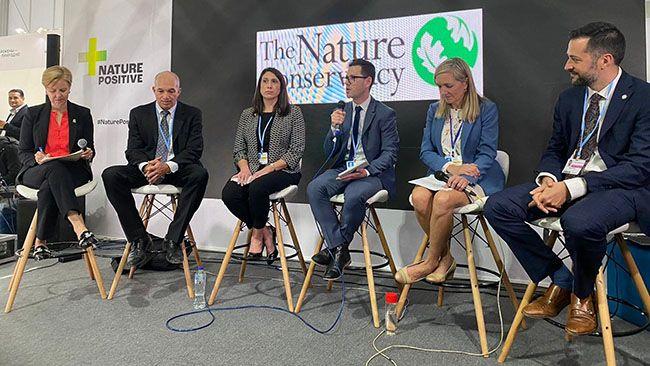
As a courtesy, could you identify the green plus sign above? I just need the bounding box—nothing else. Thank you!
[77,38,107,76]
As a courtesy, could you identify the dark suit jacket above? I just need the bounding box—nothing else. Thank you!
[5,104,28,140]
[536,70,650,234]
[17,101,95,182]
[323,97,400,197]
[125,101,203,168]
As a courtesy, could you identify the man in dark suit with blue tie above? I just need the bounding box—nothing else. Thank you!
[307,59,399,280]
[485,22,650,335]
[102,71,209,268]
[1,89,28,140]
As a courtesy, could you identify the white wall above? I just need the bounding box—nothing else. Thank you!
[6,0,64,33]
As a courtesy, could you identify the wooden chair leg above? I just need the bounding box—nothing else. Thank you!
[273,202,294,311]
[180,240,194,299]
[7,255,19,292]
[238,229,252,283]
[185,224,203,267]
[108,241,131,300]
[361,221,381,328]
[5,211,38,313]
[498,230,559,363]
[85,247,107,299]
[478,215,527,329]
[208,220,242,306]
[326,280,333,291]
[369,207,398,277]
[462,215,489,357]
[498,281,538,363]
[294,236,324,313]
[595,267,615,365]
[616,235,650,315]
[83,254,95,280]
[396,234,429,317]
[281,200,308,276]
[437,287,445,307]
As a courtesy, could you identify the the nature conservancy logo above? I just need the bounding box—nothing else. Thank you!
[78,37,144,85]
[412,16,479,86]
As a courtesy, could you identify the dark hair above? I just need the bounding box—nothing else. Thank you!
[349,58,376,85]
[569,22,625,65]
[8,89,24,98]
[252,67,290,117]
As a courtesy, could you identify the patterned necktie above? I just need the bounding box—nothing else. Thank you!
[579,93,604,160]
[156,110,171,161]
[347,105,363,162]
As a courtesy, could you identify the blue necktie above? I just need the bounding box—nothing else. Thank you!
[347,105,363,162]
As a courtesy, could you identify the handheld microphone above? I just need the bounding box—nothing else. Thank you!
[78,138,88,150]
[434,170,477,197]
[332,100,346,138]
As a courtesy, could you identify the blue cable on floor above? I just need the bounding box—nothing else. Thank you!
[166,276,346,334]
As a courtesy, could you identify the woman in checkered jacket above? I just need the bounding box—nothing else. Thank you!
[222,67,305,263]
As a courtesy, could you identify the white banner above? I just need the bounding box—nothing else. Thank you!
[0,33,48,117]
[257,9,483,104]
[62,0,172,236]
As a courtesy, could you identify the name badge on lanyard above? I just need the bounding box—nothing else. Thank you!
[347,124,361,167]
[258,115,273,165]
[445,114,463,163]
[562,83,614,176]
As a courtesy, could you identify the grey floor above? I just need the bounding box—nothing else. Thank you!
[0,252,648,366]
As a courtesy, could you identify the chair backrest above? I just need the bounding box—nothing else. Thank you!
[496,150,510,184]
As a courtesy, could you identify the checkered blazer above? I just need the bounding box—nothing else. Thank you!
[232,104,305,174]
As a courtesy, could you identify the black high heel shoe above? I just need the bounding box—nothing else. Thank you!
[266,225,278,265]
[245,238,265,261]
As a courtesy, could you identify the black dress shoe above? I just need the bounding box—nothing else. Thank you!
[165,238,184,264]
[323,246,351,281]
[312,248,332,266]
[127,235,153,268]
[33,246,53,261]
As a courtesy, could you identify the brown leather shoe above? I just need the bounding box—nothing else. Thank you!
[565,293,598,336]
[522,284,571,319]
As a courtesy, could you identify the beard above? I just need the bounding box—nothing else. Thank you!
[570,72,598,87]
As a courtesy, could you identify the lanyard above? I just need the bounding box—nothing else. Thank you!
[258,114,273,151]
[158,114,173,151]
[448,114,463,156]
[577,81,615,157]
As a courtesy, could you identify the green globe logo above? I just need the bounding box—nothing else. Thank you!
[412,16,479,85]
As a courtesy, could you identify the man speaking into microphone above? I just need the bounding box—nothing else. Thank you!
[307,59,399,280]
[102,71,208,268]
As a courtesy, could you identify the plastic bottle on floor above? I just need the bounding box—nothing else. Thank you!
[385,292,399,335]
[193,266,206,310]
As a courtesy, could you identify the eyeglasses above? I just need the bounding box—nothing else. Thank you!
[343,74,369,83]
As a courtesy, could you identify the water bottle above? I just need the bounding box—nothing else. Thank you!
[385,292,399,335]
[193,266,206,310]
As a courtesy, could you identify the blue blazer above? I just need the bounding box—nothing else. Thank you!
[420,99,505,196]
[536,71,650,235]
[323,97,400,197]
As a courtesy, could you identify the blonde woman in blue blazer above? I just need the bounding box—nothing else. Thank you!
[395,58,505,284]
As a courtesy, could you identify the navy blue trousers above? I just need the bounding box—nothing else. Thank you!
[484,182,637,298]
[307,167,382,249]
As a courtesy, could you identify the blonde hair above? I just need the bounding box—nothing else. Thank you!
[434,58,482,123]
[42,66,73,87]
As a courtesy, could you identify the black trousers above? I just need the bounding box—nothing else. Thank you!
[20,161,92,240]
[222,171,301,229]
[102,164,209,244]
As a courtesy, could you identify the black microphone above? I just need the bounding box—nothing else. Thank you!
[78,138,88,150]
[434,170,477,197]
[332,100,346,137]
